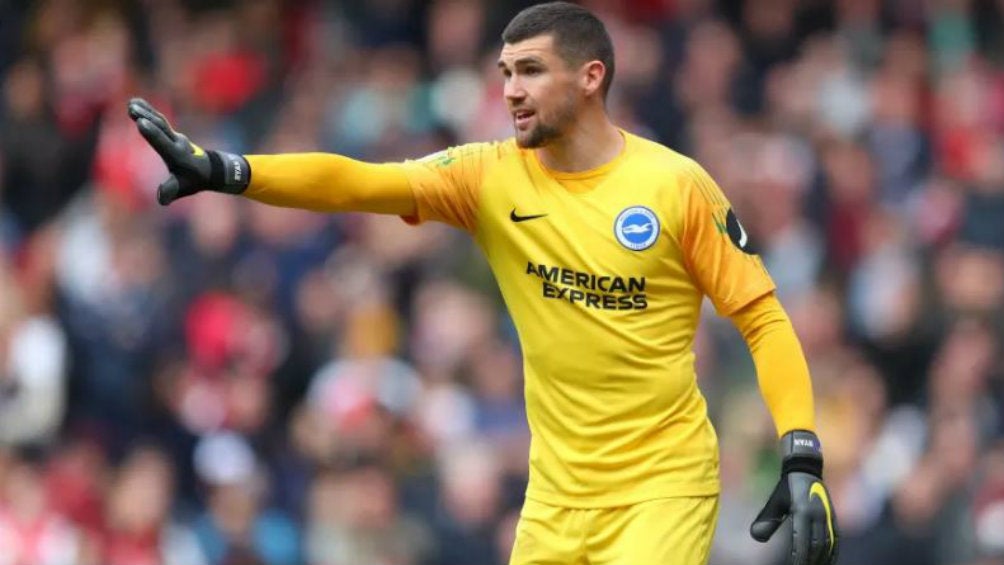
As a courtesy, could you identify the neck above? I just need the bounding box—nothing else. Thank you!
[535,108,624,172]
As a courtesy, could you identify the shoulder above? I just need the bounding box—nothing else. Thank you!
[421,138,523,164]
[624,132,703,178]
[623,132,709,187]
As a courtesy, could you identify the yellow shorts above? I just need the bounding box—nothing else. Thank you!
[509,496,719,565]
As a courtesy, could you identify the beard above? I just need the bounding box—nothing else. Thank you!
[517,121,561,148]
[515,93,578,149]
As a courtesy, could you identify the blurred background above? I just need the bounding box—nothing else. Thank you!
[1,0,1003,564]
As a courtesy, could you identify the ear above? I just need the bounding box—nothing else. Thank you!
[580,60,607,97]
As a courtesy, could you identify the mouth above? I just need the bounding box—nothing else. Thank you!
[513,109,535,130]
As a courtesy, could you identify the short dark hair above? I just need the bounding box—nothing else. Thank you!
[502,1,615,99]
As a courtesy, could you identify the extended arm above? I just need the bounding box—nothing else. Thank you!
[127,98,415,215]
[243,154,415,216]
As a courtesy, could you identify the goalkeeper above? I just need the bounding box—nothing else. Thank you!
[129,2,838,564]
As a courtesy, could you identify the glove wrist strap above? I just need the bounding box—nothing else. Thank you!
[208,150,251,194]
[779,429,823,478]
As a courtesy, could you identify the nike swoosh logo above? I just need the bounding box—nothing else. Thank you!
[809,482,836,556]
[510,209,548,223]
[737,220,748,248]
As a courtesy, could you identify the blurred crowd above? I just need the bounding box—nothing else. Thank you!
[1,0,1003,564]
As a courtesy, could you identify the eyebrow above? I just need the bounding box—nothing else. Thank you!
[497,56,545,70]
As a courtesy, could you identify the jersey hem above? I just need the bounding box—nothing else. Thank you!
[524,479,720,509]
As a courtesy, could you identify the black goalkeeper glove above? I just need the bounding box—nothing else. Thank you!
[751,430,839,565]
[127,97,250,205]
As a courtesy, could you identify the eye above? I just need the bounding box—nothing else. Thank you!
[524,66,542,76]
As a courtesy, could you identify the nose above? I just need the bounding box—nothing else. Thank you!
[504,76,526,104]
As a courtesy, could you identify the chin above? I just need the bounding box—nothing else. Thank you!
[515,128,549,149]
[515,135,541,149]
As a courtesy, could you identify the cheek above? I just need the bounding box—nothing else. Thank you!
[527,75,556,98]
[532,84,562,116]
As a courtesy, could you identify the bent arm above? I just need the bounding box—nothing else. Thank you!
[243,153,416,216]
[730,292,816,436]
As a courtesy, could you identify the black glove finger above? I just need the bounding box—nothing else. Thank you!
[820,503,838,565]
[809,482,837,564]
[808,512,827,565]
[157,175,182,206]
[790,511,811,565]
[751,481,789,542]
[127,98,178,142]
[136,117,183,163]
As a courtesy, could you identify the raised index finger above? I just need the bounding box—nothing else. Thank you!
[135,117,180,162]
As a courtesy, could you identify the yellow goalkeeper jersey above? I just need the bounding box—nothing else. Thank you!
[400,131,775,507]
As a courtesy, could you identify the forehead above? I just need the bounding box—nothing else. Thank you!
[498,34,559,65]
